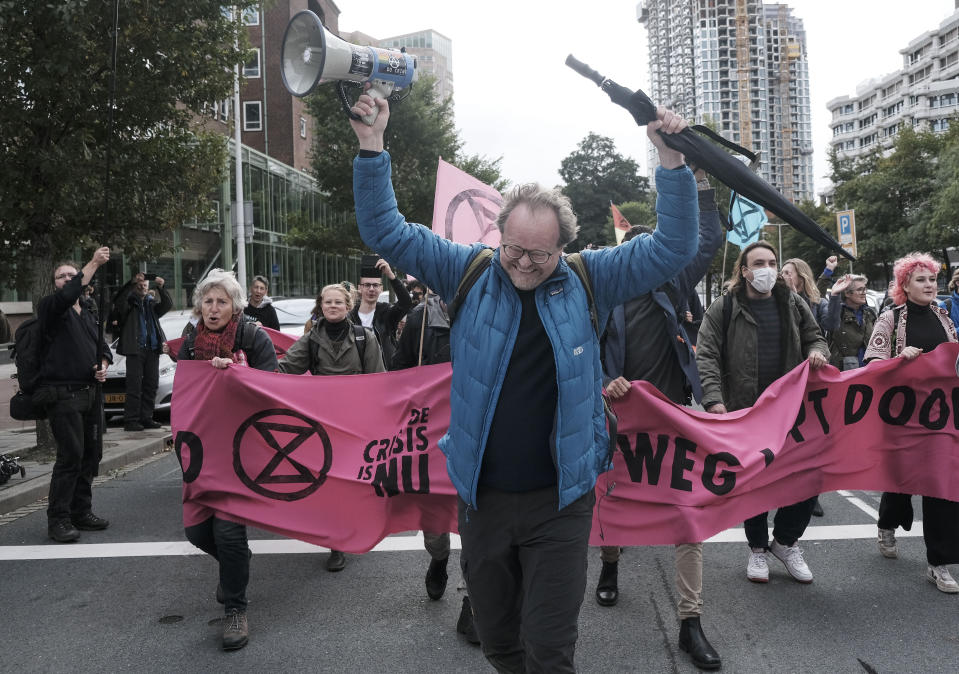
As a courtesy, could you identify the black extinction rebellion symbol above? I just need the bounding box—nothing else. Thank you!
[445,188,503,242]
[233,409,333,501]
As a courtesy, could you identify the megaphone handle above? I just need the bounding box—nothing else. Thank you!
[360,85,391,126]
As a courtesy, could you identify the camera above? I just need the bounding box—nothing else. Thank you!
[360,254,380,279]
[143,273,157,281]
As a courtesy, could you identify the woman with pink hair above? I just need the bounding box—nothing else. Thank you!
[864,252,959,593]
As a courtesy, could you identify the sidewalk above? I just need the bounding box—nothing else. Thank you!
[0,422,172,516]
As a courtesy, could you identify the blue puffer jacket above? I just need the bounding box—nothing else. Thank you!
[354,152,698,510]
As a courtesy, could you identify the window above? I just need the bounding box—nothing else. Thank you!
[299,116,307,138]
[242,7,260,25]
[243,101,262,132]
[219,99,230,123]
[243,49,260,78]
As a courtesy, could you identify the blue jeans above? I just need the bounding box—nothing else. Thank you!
[185,516,250,612]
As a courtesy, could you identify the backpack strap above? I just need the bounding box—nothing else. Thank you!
[352,324,367,373]
[565,253,600,339]
[890,306,902,355]
[447,248,494,325]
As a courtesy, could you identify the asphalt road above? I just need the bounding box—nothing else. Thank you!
[0,452,956,673]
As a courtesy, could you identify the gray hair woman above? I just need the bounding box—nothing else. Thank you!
[177,268,277,651]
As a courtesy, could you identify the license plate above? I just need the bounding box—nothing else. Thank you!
[105,394,126,404]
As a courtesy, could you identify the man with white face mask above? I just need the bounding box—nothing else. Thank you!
[695,241,828,585]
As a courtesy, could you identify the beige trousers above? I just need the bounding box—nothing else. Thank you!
[600,542,704,619]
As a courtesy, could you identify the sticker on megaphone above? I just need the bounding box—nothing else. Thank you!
[281,10,417,125]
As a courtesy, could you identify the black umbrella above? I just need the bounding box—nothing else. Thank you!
[566,55,854,261]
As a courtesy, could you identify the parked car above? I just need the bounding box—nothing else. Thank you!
[101,310,193,419]
[272,297,316,336]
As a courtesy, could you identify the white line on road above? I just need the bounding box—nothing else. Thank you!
[836,490,881,520]
[0,525,924,561]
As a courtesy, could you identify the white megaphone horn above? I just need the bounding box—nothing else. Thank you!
[280,10,417,125]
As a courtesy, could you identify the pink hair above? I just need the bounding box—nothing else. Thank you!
[889,252,940,305]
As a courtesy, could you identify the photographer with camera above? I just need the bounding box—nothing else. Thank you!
[37,248,113,542]
[112,271,171,431]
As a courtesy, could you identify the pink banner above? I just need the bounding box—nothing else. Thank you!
[173,363,458,552]
[592,343,959,546]
[172,344,959,551]
[431,157,503,245]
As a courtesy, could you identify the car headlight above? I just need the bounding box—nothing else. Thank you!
[159,363,177,377]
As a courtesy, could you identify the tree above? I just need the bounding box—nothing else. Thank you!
[0,1,257,301]
[302,74,507,255]
[559,133,649,249]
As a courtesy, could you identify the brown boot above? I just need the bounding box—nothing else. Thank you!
[222,609,248,651]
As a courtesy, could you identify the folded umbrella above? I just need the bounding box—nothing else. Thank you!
[566,55,854,261]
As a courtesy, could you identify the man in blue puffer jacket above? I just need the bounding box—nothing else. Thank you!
[349,93,698,672]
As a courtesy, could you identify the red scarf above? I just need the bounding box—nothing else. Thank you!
[192,314,240,361]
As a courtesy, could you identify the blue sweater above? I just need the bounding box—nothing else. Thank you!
[353,152,699,510]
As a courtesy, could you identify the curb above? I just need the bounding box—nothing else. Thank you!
[0,434,172,515]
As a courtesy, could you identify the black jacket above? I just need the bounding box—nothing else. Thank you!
[37,274,113,386]
[391,297,451,370]
[177,317,278,372]
[113,280,172,355]
[349,276,412,367]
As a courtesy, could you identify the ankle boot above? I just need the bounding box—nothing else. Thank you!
[679,616,721,670]
[595,560,619,607]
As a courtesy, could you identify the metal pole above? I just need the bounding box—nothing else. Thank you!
[778,223,783,263]
[233,7,247,290]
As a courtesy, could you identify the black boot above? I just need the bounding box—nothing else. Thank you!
[456,596,481,645]
[679,616,721,670]
[812,497,824,517]
[595,560,619,607]
[425,556,449,600]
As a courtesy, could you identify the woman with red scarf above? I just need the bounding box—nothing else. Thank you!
[177,269,278,651]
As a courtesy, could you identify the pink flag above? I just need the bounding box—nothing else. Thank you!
[432,158,503,245]
[172,344,959,551]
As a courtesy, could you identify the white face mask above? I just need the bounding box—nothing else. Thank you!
[748,267,778,294]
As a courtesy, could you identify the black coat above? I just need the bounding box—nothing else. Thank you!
[113,281,172,355]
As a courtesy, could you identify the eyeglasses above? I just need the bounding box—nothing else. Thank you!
[501,244,554,265]
[358,282,382,289]
[55,272,77,280]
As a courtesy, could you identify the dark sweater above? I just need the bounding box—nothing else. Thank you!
[905,300,947,352]
[480,289,557,492]
[749,295,782,392]
[244,300,280,330]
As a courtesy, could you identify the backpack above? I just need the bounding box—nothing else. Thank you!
[9,317,48,420]
[445,248,617,457]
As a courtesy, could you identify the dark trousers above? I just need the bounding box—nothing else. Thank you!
[185,516,250,612]
[124,348,159,424]
[878,492,959,566]
[46,386,100,523]
[744,496,817,549]
[458,487,595,674]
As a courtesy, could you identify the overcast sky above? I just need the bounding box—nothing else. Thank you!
[337,0,958,196]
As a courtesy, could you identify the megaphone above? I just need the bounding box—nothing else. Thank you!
[280,10,417,125]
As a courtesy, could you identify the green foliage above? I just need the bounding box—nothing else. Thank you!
[559,133,649,249]
[612,201,656,231]
[0,0,257,295]
[304,74,507,254]
[829,123,958,280]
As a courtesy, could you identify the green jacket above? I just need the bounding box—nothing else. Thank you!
[278,318,384,376]
[696,283,829,411]
[821,294,877,369]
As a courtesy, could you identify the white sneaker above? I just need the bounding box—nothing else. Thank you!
[927,565,959,594]
[746,549,769,583]
[770,540,813,583]
[878,528,897,559]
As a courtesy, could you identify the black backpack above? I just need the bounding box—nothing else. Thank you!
[9,317,48,420]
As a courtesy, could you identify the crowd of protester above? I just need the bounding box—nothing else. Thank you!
[24,91,959,669]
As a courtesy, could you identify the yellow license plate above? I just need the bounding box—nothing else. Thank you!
[105,394,126,404]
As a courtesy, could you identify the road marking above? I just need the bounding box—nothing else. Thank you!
[0,525,925,561]
[836,489,880,520]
